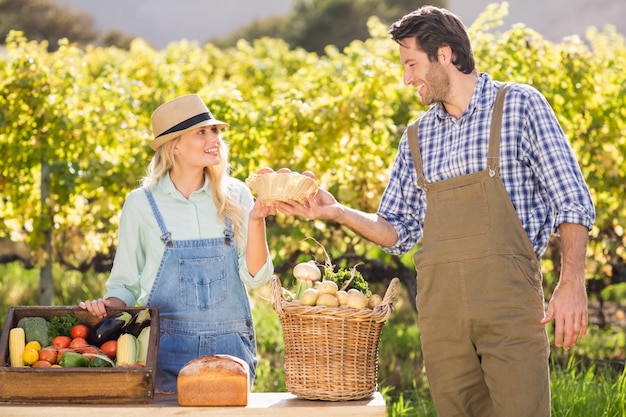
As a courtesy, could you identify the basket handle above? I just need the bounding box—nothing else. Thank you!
[270,275,285,316]
[372,277,400,322]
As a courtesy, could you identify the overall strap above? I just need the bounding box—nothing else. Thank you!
[487,82,511,176]
[144,188,173,247]
[407,120,427,188]
[408,82,512,184]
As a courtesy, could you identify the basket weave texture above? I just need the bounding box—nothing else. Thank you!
[271,275,399,401]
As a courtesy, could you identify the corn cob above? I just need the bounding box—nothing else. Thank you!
[9,327,26,367]
[116,333,138,366]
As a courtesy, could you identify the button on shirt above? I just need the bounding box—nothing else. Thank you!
[378,73,595,258]
[104,173,274,306]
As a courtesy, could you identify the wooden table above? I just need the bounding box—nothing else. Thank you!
[1,392,386,416]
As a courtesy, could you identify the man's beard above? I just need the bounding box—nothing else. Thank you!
[421,62,449,106]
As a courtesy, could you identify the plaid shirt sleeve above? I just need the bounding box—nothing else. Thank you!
[376,130,427,255]
[512,84,595,234]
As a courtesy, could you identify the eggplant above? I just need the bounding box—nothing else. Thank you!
[124,308,152,337]
[89,311,132,347]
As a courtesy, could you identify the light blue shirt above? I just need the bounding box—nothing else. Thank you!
[104,172,273,306]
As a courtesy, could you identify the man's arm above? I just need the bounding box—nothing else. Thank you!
[275,187,398,248]
[540,222,590,350]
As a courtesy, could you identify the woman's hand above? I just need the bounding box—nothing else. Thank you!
[249,197,276,220]
[78,297,125,319]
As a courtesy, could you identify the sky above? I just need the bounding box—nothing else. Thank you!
[59,0,296,49]
[58,0,625,49]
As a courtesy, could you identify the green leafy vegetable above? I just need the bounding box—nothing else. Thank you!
[48,312,80,339]
[324,266,371,297]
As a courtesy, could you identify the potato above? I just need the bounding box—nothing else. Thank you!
[368,294,383,308]
[336,290,348,307]
[300,288,318,306]
[317,280,338,295]
[316,293,339,307]
[347,289,368,309]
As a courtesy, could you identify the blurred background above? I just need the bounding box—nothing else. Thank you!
[1,0,624,52]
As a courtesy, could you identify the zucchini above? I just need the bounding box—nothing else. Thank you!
[136,326,150,366]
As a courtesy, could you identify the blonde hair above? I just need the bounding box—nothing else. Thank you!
[141,136,245,246]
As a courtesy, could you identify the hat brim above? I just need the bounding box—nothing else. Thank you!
[149,118,229,150]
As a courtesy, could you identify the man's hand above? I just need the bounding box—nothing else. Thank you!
[540,280,588,350]
[540,222,590,350]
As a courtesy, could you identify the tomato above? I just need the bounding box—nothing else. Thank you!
[70,324,89,340]
[69,337,88,349]
[81,345,103,360]
[100,339,117,359]
[52,335,72,349]
[38,347,58,365]
[32,360,52,368]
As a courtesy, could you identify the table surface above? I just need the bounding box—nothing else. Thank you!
[1,391,386,417]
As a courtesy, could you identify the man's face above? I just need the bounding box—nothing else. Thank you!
[399,37,449,106]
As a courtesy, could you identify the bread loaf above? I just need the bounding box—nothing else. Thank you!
[177,354,250,406]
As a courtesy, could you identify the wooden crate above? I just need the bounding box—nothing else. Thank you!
[0,306,159,404]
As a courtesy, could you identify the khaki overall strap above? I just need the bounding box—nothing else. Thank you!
[407,120,426,187]
[487,82,511,176]
[407,83,512,184]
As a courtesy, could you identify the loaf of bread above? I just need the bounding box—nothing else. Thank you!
[177,354,250,406]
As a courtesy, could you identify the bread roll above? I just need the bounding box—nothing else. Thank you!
[177,354,250,406]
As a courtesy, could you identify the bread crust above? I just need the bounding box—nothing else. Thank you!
[177,354,250,406]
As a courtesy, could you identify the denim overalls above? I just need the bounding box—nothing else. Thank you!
[144,189,257,393]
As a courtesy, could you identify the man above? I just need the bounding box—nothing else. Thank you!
[276,6,595,417]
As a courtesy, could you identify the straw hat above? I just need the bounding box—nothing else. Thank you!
[149,94,229,150]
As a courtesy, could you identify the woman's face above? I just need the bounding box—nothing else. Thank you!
[174,125,221,169]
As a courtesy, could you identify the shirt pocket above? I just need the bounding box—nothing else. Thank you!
[178,256,226,309]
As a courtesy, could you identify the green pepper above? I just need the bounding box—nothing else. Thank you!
[58,352,91,368]
[89,354,114,368]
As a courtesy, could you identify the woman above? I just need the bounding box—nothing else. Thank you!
[79,94,275,393]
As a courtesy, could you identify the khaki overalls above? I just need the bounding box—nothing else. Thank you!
[408,85,551,417]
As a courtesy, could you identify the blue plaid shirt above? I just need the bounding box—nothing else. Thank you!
[378,73,595,258]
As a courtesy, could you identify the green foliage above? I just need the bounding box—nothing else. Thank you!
[212,0,447,55]
[550,357,626,417]
[250,290,287,392]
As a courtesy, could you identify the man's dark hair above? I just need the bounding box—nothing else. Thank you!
[388,6,476,74]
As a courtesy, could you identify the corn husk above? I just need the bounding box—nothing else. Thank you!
[245,172,318,203]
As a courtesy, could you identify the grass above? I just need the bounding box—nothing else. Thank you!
[1,262,625,416]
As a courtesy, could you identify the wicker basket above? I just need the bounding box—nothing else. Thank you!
[270,275,399,401]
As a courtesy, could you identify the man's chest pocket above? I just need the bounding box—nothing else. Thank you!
[434,182,490,240]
